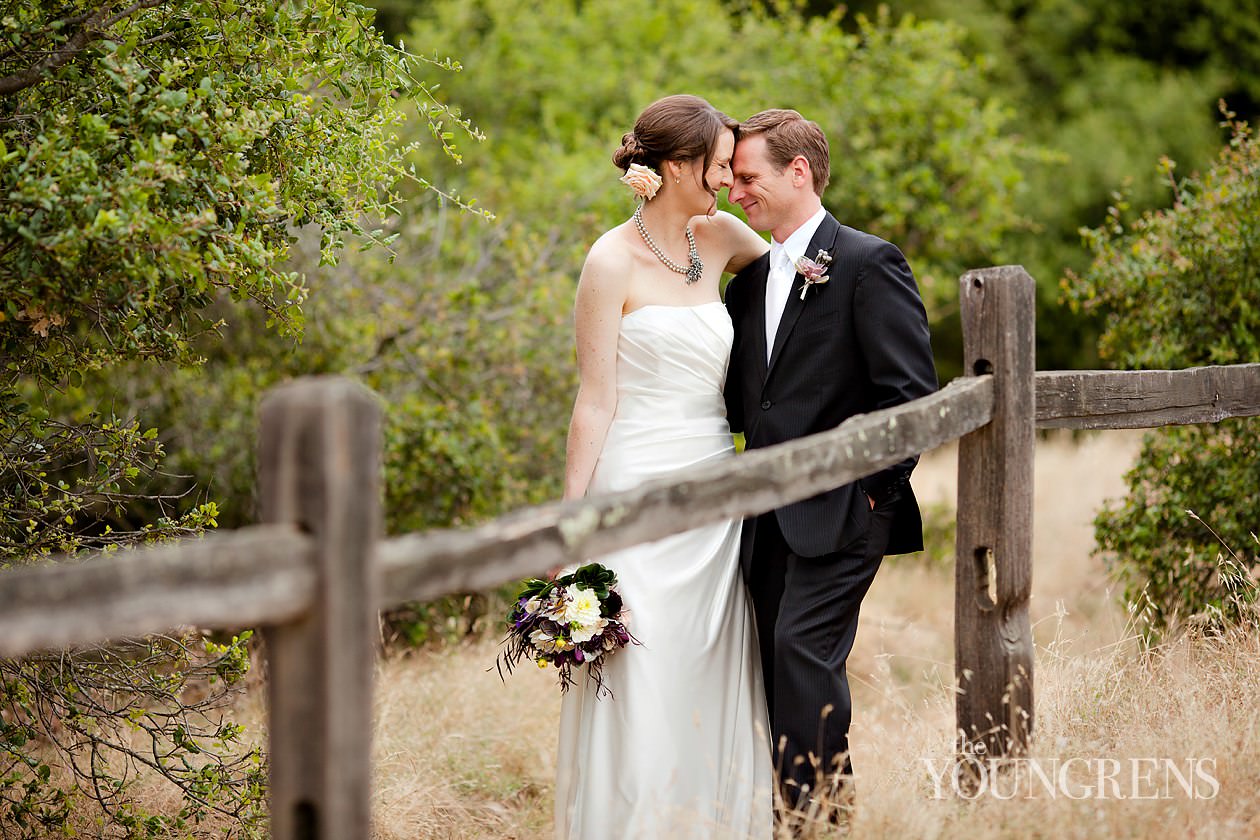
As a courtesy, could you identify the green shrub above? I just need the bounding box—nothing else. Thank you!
[0,0,475,833]
[1065,110,1260,636]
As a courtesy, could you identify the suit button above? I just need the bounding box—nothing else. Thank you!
[760,400,772,410]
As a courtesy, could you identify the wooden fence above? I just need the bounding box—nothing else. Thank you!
[1,266,1257,836]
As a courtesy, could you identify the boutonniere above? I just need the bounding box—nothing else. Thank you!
[795,249,832,300]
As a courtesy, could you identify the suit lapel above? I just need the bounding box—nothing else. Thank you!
[765,212,840,381]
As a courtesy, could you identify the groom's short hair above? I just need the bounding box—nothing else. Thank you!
[739,109,830,196]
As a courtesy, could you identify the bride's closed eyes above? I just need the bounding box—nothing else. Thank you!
[706,158,733,190]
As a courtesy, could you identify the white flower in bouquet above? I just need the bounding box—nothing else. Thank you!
[562,585,602,626]
[530,628,561,654]
[570,618,608,645]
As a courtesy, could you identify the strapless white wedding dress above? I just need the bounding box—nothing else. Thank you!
[555,302,772,840]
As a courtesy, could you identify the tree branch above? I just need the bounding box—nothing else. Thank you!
[0,8,110,97]
[100,0,167,30]
[0,1,165,97]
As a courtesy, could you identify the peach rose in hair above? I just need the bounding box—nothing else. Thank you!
[619,163,662,200]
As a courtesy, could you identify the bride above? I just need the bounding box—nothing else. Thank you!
[555,95,772,839]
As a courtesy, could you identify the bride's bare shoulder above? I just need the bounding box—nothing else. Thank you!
[578,223,635,298]
[694,209,746,230]
[582,223,635,273]
[694,210,767,272]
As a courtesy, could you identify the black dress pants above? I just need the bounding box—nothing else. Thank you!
[747,493,897,807]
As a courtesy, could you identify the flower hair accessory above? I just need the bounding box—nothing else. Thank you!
[619,163,662,200]
[796,249,833,300]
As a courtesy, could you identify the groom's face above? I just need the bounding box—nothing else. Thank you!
[729,135,798,237]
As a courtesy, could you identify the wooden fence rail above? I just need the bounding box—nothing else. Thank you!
[1,266,1258,837]
[0,524,312,658]
[378,374,993,605]
[1035,363,1260,429]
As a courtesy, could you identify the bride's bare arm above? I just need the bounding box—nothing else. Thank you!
[563,242,626,501]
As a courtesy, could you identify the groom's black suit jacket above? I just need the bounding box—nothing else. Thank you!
[724,211,938,565]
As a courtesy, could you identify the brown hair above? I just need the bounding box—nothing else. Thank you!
[738,109,830,196]
[613,94,739,183]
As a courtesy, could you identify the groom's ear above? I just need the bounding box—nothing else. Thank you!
[788,155,812,190]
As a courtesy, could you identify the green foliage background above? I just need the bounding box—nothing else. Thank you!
[838,0,1245,370]
[1065,116,1260,635]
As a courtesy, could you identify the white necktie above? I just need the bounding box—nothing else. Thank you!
[764,244,795,362]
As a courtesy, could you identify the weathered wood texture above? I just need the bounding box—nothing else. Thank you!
[0,525,312,659]
[378,376,993,606]
[1036,364,1260,429]
[954,266,1036,758]
[258,377,381,840]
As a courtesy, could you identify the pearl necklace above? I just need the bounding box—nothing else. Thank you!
[632,204,703,285]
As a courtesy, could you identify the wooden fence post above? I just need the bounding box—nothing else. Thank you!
[258,377,381,839]
[955,266,1036,759]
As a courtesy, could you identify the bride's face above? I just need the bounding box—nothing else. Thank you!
[678,129,735,217]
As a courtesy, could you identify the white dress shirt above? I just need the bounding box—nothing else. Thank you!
[764,205,827,363]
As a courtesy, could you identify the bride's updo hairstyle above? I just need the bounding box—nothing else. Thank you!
[613,94,738,181]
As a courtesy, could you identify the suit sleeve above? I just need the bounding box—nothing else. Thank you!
[723,272,747,435]
[854,241,938,499]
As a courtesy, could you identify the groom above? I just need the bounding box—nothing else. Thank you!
[724,110,938,811]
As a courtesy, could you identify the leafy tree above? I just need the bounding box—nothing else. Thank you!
[1065,109,1259,635]
[107,217,573,536]
[0,0,475,833]
[839,0,1242,372]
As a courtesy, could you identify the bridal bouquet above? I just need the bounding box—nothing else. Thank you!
[495,563,636,697]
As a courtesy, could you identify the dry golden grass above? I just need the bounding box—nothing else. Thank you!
[369,645,559,839]
[835,623,1260,840]
[118,431,1260,838]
